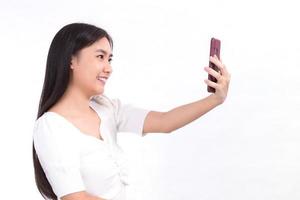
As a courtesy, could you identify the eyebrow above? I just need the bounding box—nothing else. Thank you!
[95,49,113,57]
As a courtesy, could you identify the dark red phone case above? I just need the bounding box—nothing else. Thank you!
[207,38,221,93]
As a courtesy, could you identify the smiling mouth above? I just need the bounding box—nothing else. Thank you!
[96,76,107,84]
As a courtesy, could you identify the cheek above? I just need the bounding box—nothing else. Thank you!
[73,68,94,85]
[83,70,97,83]
[85,59,103,72]
[74,59,101,83]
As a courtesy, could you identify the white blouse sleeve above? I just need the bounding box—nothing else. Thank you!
[111,98,151,136]
[32,116,85,198]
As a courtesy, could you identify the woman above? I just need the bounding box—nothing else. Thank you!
[32,22,230,200]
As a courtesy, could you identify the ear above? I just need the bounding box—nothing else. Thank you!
[70,55,78,70]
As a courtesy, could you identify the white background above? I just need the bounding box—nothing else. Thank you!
[0,0,299,199]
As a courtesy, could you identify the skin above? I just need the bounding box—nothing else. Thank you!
[48,37,113,139]
[50,37,113,200]
[49,38,231,200]
[149,54,231,134]
[51,37,113,114]
[204,55,231,104]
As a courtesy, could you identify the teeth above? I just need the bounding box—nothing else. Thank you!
[97,77,107,83]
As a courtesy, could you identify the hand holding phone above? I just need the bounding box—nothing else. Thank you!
[207,37,221,93]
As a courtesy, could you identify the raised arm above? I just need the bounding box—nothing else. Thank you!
[142,55,230,135]
[61,191,106,200]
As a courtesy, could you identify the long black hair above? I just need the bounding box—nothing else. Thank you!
[32,22,113,200]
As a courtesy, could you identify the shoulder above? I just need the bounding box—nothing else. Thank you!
[34,112,67,131]
[33,112,76,144]
[33,113,58,135]
[90,94,122,112]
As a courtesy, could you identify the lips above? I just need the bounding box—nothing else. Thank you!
[96,76,108,84]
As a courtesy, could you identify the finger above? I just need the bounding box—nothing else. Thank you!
[219,58,226,69]
[204,67,221,81]
[209,56,223,72]
[210,56,229,77]
[220,64,231,79]
[218,63,229,77]
[210,55,222,67]
[204,79,219,89]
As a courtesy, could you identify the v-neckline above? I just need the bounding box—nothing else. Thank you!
[44,101,106,144]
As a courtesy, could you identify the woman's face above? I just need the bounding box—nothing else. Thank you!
[70,37,113,97]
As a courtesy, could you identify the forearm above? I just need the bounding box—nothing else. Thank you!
[86,196,106,200]
[163,94,221,133]
[62,192,106,200]
[84,193,106,200]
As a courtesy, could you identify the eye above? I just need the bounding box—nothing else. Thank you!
[96,55,104,59]
[108,58,113,63]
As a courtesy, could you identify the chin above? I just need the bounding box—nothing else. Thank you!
[95,90,104,96]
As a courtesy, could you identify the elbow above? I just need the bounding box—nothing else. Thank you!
[161,114,173,134]
[164,126,173,134]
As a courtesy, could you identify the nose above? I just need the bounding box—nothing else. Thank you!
[103,60,113,75]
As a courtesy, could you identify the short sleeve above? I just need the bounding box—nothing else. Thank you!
[32,115,85,198]
[111,98,151,136]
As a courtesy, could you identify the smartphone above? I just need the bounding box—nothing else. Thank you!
[207,37,221,93]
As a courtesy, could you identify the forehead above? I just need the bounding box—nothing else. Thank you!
[77,37,113,58]
[91,37,112,54]
[77,37,112,57]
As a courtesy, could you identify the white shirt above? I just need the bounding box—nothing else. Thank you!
[33,94,151,200]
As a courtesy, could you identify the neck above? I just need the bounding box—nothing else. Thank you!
[53,83,100,117]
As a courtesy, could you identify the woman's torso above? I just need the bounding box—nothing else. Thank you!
[34,95,129,200]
